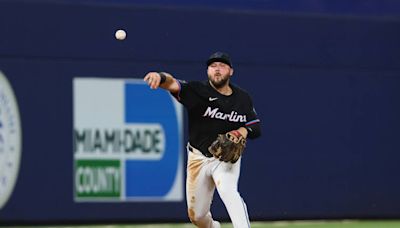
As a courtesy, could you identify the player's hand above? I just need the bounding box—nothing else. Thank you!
[237,127,248,139]
[144,72,162,89]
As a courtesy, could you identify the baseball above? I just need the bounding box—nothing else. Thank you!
[115,29,126,40]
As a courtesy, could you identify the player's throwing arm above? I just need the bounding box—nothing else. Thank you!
[144,72,180,93]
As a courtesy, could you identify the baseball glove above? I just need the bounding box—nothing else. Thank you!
[208,130,246,163]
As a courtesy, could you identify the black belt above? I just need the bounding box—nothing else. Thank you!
[188,144,213,158]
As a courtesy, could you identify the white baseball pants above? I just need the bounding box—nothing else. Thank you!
[186,144,251,228]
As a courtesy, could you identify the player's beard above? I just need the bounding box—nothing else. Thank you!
[208,72,230,89]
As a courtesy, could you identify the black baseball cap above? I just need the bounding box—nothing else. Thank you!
[206,52,233,68]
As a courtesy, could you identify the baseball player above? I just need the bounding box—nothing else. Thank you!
[144,52,261,228]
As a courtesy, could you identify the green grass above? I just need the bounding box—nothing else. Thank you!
[11,220,400,228]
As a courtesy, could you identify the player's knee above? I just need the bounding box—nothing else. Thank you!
[187,209,206,226]
[187,208,198,225]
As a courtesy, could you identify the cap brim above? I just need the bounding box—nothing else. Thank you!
[207,58,232,67]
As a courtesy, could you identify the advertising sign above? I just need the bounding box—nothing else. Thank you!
[73,78,183,202]
[0,71,22,210]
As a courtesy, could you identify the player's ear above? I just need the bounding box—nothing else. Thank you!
[229,68,234,76]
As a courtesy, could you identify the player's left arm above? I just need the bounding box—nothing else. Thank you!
[238,96,261,139]
[229,115,261,139]
[235,120,261,140]
[242,118,261,139]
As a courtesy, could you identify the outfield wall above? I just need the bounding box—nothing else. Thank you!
[0,0,400,225]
